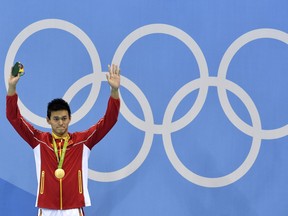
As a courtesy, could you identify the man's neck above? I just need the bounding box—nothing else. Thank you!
[52,132,69,140]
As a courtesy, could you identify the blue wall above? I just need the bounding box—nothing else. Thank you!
[1,1,288,215]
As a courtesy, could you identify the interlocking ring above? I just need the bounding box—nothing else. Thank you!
[4,19,103,127]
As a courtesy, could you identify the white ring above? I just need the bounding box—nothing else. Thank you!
[4,19,102,127]
[163,77,262,187]
[218,28,288,139]
[112,24,209,134]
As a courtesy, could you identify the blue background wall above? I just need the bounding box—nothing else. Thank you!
[1,0,288,215]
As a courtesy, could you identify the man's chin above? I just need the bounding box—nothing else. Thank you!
[55,130,67,136]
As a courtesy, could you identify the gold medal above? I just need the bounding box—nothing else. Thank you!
[52,134,70,180]
[55,168,65,179]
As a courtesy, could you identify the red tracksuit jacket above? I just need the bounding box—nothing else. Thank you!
[6,94,120,210]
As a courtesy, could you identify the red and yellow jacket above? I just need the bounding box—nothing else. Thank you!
[6,94,120,210]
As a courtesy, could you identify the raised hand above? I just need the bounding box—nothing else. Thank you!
[106,64,120,90]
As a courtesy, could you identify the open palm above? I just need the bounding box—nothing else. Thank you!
[107,64,120,90]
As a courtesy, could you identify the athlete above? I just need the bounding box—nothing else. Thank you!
[6,64,121,216]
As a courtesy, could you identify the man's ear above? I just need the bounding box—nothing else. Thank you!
[46,117,51,125]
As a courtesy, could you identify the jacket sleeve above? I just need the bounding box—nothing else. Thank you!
[6,94,39,148]
[78,96,120,149]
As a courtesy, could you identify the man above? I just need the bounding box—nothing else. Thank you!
[6,64,121,216]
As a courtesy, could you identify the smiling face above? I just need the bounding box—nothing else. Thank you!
[47,110,71,137]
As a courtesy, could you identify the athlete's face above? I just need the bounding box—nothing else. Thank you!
[47,110,71,137]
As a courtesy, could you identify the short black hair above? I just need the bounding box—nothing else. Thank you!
[47,98,71,119]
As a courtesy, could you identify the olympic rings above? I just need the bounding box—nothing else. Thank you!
[4,19,288,187]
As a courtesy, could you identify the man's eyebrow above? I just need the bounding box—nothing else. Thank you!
[52,115,68,118]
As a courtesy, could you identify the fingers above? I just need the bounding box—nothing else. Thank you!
[108,64,120,75]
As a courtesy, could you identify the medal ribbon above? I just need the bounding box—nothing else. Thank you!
[52,133,70,169]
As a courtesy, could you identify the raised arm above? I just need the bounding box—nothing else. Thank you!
[6,69,39,148]
[7,71,21,96]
